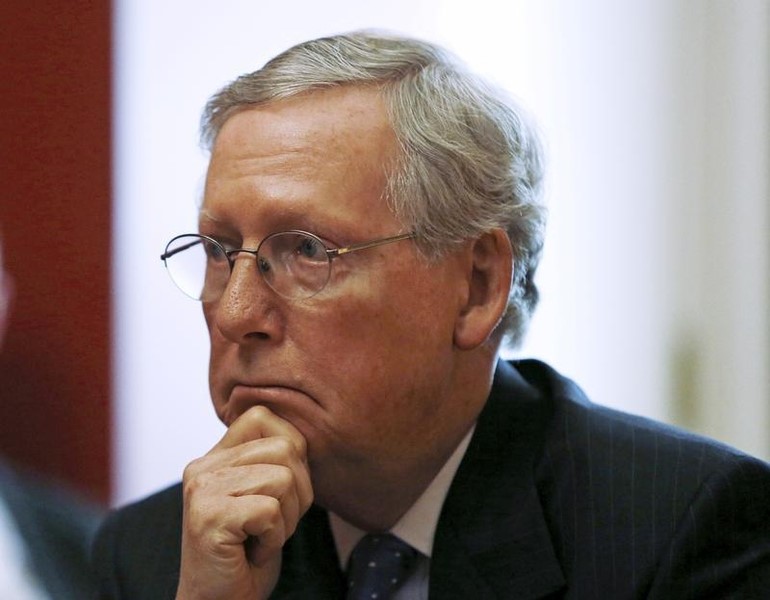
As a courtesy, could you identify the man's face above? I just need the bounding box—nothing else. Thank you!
[201,87,472,509]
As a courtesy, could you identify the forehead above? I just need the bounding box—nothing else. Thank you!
[202,87,400,233]
[215,86,393,156]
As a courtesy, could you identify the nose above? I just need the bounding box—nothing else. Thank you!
[211,252,284,343]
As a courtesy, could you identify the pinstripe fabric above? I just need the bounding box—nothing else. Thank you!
[520,360,769,598]
[93,359,770,599]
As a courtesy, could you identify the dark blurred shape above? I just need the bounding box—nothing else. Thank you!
[0,460,101,598]
[0,1,112,502]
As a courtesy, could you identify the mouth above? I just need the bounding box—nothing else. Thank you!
[223,383,315,426]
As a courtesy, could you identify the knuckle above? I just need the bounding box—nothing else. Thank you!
[273,464,294,489]
[293,433,308,457]
[273,435,295,457]
[274,434,306,461]
[242,404,271,424]
[182,466,219,502]
[261,495,283,524]
[182,457,203,483]
[300,488,314,513]
[183,468,204,493]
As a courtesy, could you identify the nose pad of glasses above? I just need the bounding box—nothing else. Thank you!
[258,252,300,298]
[257,255,274,284]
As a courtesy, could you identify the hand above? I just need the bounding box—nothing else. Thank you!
[175,406,313,600]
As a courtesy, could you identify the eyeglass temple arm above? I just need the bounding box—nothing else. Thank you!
[329,233,414,257]
[160,238,204,261]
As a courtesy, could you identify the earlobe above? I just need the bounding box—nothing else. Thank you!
[453,229,513,350]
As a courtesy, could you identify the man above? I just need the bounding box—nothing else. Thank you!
[0,234,101,599]
[94,32,770,599]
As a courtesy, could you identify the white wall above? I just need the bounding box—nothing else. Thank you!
[113,0,769,505]
[665,1,769,459]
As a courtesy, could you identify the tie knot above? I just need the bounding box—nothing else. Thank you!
[346,533,418,600]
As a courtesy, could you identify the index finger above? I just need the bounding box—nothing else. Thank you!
[213,405,307,458]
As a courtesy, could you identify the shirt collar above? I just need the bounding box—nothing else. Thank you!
[329,425,475,568]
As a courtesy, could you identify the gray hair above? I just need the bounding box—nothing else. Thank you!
[201,31,546,347]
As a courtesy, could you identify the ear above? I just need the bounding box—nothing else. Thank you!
[453,228,513,350]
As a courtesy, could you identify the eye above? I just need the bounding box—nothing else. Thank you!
[297,235,324,260]
[203,239,232,265]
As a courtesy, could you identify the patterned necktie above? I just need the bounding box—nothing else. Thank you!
[345,533,418,600]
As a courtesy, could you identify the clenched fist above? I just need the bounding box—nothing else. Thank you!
[175,405,313,600]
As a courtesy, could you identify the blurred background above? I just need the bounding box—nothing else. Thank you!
[0,0,767,507]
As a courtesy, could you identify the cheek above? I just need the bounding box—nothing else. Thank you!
[298,287,455,406]
[343,265,455,356]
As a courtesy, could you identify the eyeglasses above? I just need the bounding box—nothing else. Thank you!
[160,230,415,301]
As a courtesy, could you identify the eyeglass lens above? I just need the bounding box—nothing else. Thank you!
[162,232,332,301]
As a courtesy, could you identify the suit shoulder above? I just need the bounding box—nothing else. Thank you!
[510,358,763,474]
[93,483,183,599]
[505,359,770,596]
[506,358,770,535]
[97,482,183,549]
[109,483,182,523]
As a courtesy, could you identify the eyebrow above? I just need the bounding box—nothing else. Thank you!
[196,208,346,247]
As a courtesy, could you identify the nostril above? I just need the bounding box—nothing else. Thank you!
[248,331,270,341]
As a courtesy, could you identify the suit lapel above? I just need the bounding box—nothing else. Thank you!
[430,361,565,599]
[272,504,345,599]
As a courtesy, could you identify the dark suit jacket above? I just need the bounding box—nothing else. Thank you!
[93,360,770,598]
[0,460,102,599]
